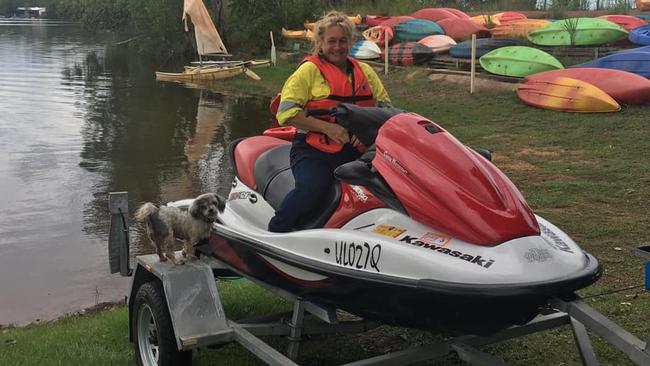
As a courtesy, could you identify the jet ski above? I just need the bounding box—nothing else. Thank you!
[198,104,601,334]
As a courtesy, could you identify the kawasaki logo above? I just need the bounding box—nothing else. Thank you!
[399,235,495,269]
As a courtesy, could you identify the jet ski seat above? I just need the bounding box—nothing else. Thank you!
[253,144,342,230]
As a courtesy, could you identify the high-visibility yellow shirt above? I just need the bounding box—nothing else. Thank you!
[276,60,391,125]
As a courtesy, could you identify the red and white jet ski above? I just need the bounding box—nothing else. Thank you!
[199,104,601,334]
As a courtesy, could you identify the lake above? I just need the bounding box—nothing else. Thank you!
[0,18,271,326]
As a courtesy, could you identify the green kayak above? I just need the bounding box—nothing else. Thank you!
[528,18,628,46]
[479,46,563,77]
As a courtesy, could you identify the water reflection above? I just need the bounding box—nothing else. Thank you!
[0,19,271,325]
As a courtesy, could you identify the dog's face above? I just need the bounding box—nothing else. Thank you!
[189,193,226,223]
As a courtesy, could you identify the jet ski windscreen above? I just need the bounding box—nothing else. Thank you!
[334,104,402,148]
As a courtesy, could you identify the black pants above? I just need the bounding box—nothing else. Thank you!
[267,134,360,232]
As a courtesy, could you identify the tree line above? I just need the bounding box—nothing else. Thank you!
[3,0,587,62]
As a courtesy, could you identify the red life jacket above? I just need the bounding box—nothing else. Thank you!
[302,55,375,153]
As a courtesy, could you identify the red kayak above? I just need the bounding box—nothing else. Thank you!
[438,18,491,41]
[525,68,650,105]
[410,8,459,22]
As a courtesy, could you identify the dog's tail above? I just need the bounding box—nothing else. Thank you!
[134,202,159,223]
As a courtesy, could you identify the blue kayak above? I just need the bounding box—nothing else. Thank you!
[629,24,650,46]
[635,15,650,23]
[393,19,444,42]
[450,38,519,59]
[573,48,650,78]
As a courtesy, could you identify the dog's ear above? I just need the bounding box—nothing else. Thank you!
[215,193,226,212]
[189,200,202,219]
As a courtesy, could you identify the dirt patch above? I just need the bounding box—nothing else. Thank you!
[428,73,519,92]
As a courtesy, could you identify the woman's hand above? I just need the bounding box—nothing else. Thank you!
[350,134,363,149]
[324,123,350,145]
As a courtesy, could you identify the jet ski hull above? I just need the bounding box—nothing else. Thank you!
[203,231,600,334]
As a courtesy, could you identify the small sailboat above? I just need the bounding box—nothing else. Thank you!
[155,0,263,82]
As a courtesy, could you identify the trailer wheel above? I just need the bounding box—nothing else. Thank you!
[132,281,192,366]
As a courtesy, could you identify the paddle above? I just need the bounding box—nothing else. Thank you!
[244,68,261,81]
[270,31,277,66]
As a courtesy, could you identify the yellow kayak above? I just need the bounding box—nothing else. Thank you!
[517,76,621,113]
[281,28,313,40]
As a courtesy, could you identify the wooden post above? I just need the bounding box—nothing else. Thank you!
[384,28,389,75]
[470,34,476,94]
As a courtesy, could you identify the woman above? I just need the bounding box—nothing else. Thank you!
[268,11,391,233]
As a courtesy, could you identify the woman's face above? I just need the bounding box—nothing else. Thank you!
[321,25,349,68]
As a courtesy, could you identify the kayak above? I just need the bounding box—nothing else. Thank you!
[450,38,519,59]
[362,25,394,46]
[385,42,435,65]
[471,12,527,27]
[417,35,457,53]
[526,68,650,105]
[528,18,628,46]
[629,24,650,46]
[438,18,491,41]
[410,8,460,22]
[574,48,650,78]
[393,19,445,41]
[517,76,621,112]
[491,19,551,39]
[351,40,382,60]
[281,28,313,41]
[597,15,646,31]
[479,46,563,77]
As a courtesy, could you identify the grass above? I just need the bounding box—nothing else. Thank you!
[3,62,650,365]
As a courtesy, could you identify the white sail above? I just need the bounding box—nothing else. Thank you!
[183,0,228,56]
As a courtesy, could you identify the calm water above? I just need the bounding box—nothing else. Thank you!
[0,19,271,326]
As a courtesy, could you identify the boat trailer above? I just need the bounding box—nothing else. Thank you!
[109,192,650,366]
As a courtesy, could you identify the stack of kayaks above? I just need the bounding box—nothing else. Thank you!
[417,35,457,53]
[385,42,434,65]
[574,47,650,79]
[491,19,551,39]
[480,46,563,77]
[517,76,621,112]
[629,24,650,46]
[351,40,382,60]
[528,18,628,46]
[597,15,646,31]
[526,68,650,105]
[393,19,444,41]
[450,38,519,58]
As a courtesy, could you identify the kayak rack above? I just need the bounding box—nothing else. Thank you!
[108,192,650,366]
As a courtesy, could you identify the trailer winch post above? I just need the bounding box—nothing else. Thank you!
[108,192,130,276]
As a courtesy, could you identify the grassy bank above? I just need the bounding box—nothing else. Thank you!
[3,62,649,365]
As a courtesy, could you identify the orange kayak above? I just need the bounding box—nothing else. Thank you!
[491,19,551,39]
[517,76,621,113]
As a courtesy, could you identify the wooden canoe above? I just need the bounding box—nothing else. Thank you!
[517,76,621,113]
[491,19,551,39]
[526,68,650,105]
[156,64,246,81]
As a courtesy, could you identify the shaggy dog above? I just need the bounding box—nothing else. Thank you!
[135,193,226,264]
